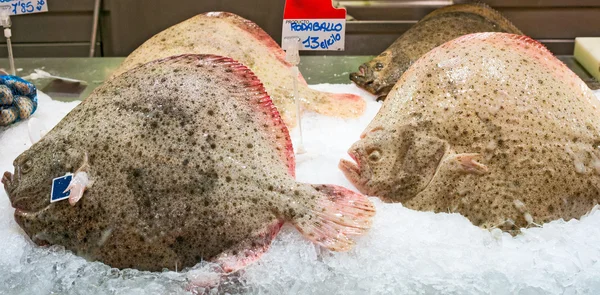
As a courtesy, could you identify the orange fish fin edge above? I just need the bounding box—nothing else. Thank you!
[311,91,367,118]
[185,220,284,292]
[291,184,375,252]
[202,12,291,67]
[129,54,297,177]
[205,54,296,177]
[211,219,284,273]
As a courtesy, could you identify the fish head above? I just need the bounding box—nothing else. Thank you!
[349,50,408,100]
[339,124,448,202]
[339,125,399,198]
[2,138,82,244]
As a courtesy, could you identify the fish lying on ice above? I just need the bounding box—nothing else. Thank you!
[340,33,600,233]
[111,12,366,128]
[350,3,522,101]
[2,54,375,271]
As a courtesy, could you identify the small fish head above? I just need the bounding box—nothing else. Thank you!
[340,124,448,203]
[3,138,80,245]
[339,126,398,197]
[349,51,405,100]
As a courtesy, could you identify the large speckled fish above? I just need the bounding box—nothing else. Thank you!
[2,54,374,272]
[350,3,522,101]
[340,33,600,233]
[112,12,365,128]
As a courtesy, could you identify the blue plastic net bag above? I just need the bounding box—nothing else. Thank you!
[0,75,38,126]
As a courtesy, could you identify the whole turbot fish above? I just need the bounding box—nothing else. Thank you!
[2,54,375,271]
[340,33,600,232]
[112,12,366,128]
[350,3,522,101]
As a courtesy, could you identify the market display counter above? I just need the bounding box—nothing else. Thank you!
[0,56,596,103]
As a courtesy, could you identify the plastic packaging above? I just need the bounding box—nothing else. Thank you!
[0,75,38,126]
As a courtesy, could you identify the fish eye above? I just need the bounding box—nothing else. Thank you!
[22,159,33,174]
[375,63,384,71]
[368,149,382,162]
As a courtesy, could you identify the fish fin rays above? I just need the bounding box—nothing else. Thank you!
[211,219,284,273]
[186,220,283,292]
[291,184,375,252]
[202,12,290,67]
[65,172,91,206]
[450,153,489,175]
[66,152,93,206]
[304,91,366,119]
[150,54,296,176]
[201,55,296,177]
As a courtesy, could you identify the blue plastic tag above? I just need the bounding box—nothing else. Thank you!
[50,174,72,203]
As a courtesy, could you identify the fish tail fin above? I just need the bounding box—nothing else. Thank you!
[290,184,375,251]
[302,88,366,119]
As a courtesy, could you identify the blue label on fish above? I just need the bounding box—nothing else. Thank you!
[51,174,72,203]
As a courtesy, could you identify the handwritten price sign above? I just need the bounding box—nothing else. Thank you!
[283,19,345,51]
[0,0,48,16]
[282,0,346,51]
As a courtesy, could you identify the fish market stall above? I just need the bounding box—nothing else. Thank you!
[2,1,600,295]
[1,54,600,294]
[1,56,597,103]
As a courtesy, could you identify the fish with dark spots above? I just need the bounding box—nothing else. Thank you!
[111,11,366,128]
[2,54,375,272]
[350,3,522,101]
[340,33,600,233]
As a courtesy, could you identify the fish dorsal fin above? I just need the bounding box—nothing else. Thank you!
[202,12,291,67]
[421,3,523,35]
[205,54,296,177]
[438,33,590,94]
[150,54,296,177]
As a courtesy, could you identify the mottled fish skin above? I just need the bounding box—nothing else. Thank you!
[3,54,374,272]
[340,33,600,233]
[111,11,366,128]
[350,3,522,101]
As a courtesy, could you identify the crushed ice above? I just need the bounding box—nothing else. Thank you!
[1,88,600,294]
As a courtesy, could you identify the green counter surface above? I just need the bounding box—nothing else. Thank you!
[0,56,596,102]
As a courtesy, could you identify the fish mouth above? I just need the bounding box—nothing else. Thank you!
[339,151,370,195]
[350,65,376,91]
[3,171,22,208]
[2,171,13,189]
[4,171,36,229]
[2,171,16,199]
[349,67,393,99]
[339,158,360,179]
[4,170,47,215]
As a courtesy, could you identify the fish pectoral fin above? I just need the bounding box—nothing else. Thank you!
[76,152,91,173]
[290,184,375,252]
[65,152,94,206]
[450,153,489,174]
[65,171,92,206]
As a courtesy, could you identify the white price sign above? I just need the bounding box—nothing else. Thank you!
[282,19,346,51]
[0,0,48,16]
